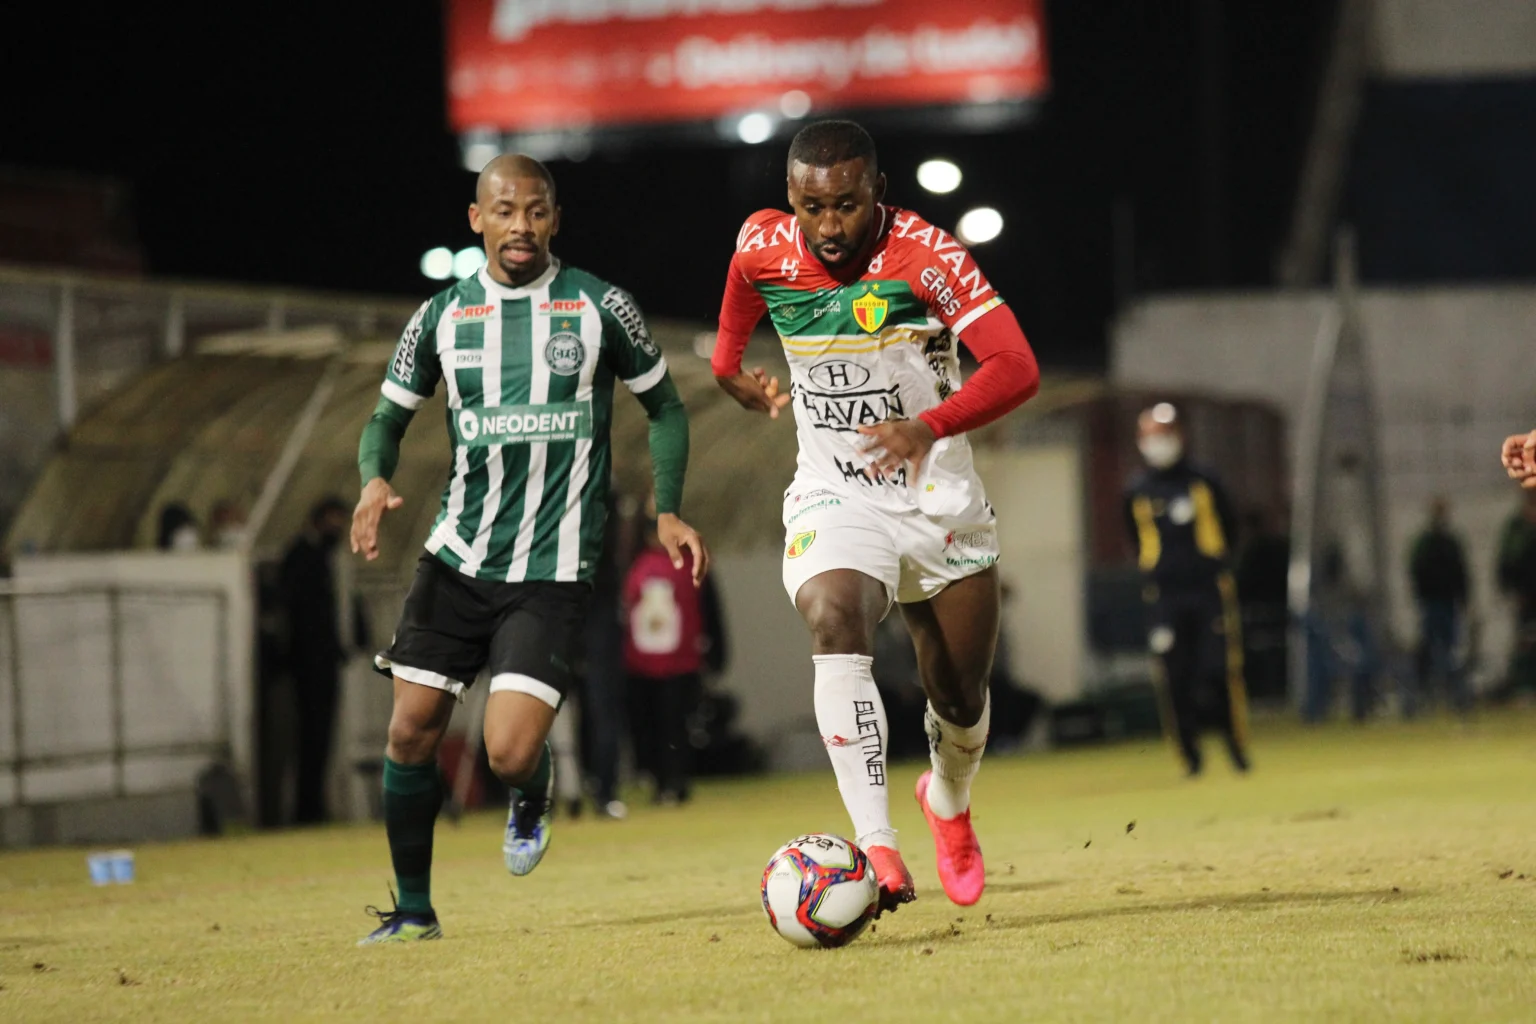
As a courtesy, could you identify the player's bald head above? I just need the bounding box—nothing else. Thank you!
[475,154,556,204]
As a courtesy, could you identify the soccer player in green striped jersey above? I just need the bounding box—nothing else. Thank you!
[350,155,708,945]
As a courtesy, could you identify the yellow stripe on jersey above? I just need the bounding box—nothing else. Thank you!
[779,327,925,357]
[1190,481,1228,559]
[1132,496,1161,571]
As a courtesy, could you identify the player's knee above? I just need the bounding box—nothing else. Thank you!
[800,595,873,655]
[385,715,439,765]
[485,737,540,785]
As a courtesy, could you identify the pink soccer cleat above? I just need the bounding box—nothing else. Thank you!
[865,844,916,916]
[915,771,985,906]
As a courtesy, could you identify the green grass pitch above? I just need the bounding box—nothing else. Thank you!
[3,713,1535,1022]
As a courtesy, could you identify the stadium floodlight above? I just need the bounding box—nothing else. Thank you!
[453,247,487,279]
[917,159,962,195]
[463,142,500,173]
[736,112,775,145]
[779,90,812,120]
[420,247,455,280]
[956,207,1003,246]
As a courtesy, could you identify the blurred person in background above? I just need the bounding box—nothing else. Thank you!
[349,155,706,944]
[209,498,249,549]
[571,482,638,820]
[280,496,352,825]
[1408,497,1470,713]
[623,493,724,805]
[1124,402,1250,776]
[156,501,201,551]
[1235,506,1291,701]
[1496,489,1536,700]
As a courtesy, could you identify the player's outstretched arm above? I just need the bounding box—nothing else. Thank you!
[711,252,787,418]
[1501,430,1536,486]
[352,395,413,560]
[636,373,711,585]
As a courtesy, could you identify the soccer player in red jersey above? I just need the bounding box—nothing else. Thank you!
[712,121,1040,910]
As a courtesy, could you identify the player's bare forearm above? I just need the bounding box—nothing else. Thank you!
[715,368,790,418]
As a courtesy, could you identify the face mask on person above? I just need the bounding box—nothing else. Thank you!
[1139,434,1183,470]
[170,524,201,552]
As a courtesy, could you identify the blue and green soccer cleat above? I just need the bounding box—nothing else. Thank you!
[503,782,554,877]
[357,893,442,946]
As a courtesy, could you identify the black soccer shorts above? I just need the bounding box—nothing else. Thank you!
[373,553,591,709]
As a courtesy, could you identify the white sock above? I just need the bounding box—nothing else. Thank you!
[813,654,895,851]
[924,696,990,819]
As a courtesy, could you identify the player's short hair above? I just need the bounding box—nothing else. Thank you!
[787,120,878,176]
[476,154,557,204]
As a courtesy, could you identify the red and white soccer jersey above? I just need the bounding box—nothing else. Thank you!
[715,206,1032,605]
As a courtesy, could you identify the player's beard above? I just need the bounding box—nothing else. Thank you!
[497,246,548,287]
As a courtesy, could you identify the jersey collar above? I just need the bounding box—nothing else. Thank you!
[478,257,561,298]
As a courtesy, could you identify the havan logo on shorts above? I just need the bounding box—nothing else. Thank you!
[785,530,816,559]
[454,401,594,446]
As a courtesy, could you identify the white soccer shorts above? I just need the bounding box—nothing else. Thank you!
[780,481,1001,611]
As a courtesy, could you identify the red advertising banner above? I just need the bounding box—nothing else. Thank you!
[447,0,1048,134]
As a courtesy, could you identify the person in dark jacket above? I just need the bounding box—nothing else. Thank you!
[1496,489,1536,698]
[280,497,353,824]
[1124,403,1250,776]
[1408,497,1470,712]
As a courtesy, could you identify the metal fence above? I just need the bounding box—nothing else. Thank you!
[0,580,231,806]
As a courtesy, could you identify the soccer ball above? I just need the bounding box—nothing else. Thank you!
[760,833,879,948]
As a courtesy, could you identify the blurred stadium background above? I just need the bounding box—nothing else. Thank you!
[0,0,1532,868]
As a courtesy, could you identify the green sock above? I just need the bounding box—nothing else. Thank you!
[516,741,553,801]
[382,757,442,915]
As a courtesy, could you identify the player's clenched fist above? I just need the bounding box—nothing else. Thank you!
[1501,430,1536,488]
[351,477,404,561]
[715,366,792,418]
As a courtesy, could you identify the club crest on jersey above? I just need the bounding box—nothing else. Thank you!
[544,331,585,376]
[786,531,816,559]
[851,292,888,334]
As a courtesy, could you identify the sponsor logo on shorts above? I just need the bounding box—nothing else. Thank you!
[944,554,999,570]
[945,529,993,549]
[787,497,841,524]
[786,530,816,559]
[544,331,585,376]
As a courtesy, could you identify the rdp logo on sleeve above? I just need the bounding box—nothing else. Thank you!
[453,402,594,446]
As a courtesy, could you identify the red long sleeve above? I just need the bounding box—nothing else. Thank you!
[918,304,1040,439]
[710,253,767,377]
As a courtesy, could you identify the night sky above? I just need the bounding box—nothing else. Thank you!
[5,1,1332,368]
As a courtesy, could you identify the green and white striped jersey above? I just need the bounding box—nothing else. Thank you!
[382,259,668,584]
